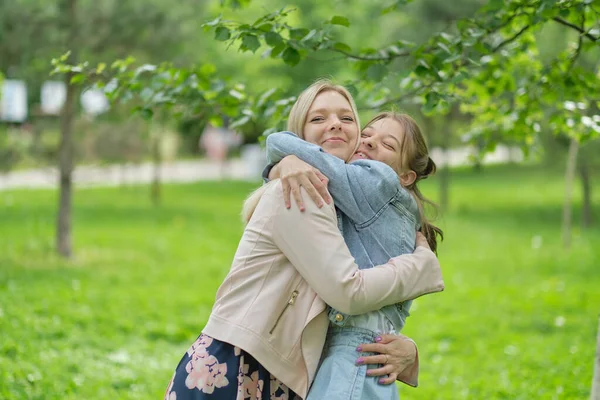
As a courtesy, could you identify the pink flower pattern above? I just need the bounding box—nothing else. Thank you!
[165,334,299,399]
[237,358,264,399]
[183,334,230,394]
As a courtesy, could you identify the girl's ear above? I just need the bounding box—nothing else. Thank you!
[399,170,417,187]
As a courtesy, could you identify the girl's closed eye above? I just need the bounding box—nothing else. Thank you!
[383,142,396,151]
[342,116,354,122]
[310,116,324,122]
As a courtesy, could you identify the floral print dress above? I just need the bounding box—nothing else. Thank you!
[165,333,301,400]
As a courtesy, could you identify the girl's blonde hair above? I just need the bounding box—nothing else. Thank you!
[364,112,444,253]
[241,79,360,223]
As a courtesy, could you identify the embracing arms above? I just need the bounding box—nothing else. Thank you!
[265,182,444,314]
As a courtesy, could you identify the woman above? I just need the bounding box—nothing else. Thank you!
[164,81,443,400]
[264,82,444,399]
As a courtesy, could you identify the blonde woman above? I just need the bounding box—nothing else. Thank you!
[264,82,445,399]
[164,81,443,400]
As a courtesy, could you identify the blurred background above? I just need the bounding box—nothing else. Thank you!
[0,0,599,399]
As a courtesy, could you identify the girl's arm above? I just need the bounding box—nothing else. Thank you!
[266,131,400,223]
[266,182,444,314]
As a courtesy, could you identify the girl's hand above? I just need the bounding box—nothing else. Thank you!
[355,334,417,385]
[272,155,331,211]
[415,231,430,250]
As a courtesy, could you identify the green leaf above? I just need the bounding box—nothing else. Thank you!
[203,16,222,27]
[200,63,217,76]
[333,42,352,53]
[330,16,350,27]
[265,31,284,47]
[139,108,154,120]
[215,27,231,41]
[230,115,251,129]
[289,28,309,40]
[282,47,301,66]
[257,23,273,32]
[70,74,85,85]
[270,43,286,57]
[96,63,106,74]
[241,34,261,53]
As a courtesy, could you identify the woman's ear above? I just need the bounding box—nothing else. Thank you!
[399,170,417,187]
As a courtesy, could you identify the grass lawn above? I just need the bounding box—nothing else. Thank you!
[1,164,599,399]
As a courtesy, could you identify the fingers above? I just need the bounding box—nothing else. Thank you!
[374,334,397,345]
[377,372,398,385]
[365,364,394,378]
[282,176,305,212]
[300,175,325,208]
[313,170,331,204]
[307,174,331,206]
[281,177,292,209]
[356,343,387,354]
[357,354,388,366]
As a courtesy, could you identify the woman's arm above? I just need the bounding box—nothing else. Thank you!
[266,131,400,223]
[267,182,444,314]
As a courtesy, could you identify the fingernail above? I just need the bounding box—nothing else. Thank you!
[366,370,373,376]
[379,379,385,384]
[356,346,362,352]
[355,358,364,365]
[375,336,382,342]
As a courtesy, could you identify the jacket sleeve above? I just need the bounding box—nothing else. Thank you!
[266,131,400,223]
[268,182,444,315]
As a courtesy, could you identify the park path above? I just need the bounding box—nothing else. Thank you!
[0,145,522,191]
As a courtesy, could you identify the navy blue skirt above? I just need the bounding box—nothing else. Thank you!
[165,333,301,400]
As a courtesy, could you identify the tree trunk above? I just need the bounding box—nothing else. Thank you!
[579,156,592,228]
[562,138,579,249]
[151,128,161,205]
[592,315,600,400]
[56,0,78,258]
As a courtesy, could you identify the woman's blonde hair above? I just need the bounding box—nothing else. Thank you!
[241,79,360,223]
[364,112,444,253]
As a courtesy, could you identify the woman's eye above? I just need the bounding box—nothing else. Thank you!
[310,117,324,122]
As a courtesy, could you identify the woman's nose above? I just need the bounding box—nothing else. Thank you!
[329,118,342,130]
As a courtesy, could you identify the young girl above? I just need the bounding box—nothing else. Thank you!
[265,107,443,398]
[164,81,444,400]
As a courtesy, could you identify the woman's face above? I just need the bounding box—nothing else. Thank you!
[351,117,404,173]
[303,90,359,161]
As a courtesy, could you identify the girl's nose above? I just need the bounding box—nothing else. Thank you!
[364,137,376,149]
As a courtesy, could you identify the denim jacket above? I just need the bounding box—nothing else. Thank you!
[265,131,420,331]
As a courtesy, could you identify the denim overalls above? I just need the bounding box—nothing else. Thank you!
[266,132,420,400]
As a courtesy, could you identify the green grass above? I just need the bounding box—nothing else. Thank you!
[1,164,599,399]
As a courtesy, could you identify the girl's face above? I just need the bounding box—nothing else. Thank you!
[351,117,404,173]
[303,90,359,161]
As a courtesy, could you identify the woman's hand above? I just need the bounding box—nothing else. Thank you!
[269,155,331,211]
[356,334,417,385]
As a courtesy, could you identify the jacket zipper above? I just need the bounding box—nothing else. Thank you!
[269,290,299,334]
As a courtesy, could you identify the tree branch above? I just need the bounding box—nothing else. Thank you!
[332,48,410,62]
[365,84,427,110]
[492,24,531,52]
[553,17,599,42]
[567,14,585,72]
